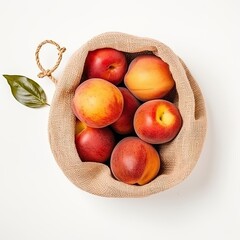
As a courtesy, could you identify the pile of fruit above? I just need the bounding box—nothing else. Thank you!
[72,48,182,186]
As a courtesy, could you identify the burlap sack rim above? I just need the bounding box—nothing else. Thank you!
[48,32,207,198]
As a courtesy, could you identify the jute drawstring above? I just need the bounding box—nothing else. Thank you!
[35,40,66,84]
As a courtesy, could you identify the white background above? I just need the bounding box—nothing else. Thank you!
[0,0,239,239]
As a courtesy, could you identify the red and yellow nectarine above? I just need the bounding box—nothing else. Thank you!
[72,78,124,128]
[84,48,127,85]
[134,99,182,144]
[111,87,140,135]
[110,137,160,185]
[75,120,116,163]
[124,55,175,101]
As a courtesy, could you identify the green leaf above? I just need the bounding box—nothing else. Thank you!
[3,75,49,108]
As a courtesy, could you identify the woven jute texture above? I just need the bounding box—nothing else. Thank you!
[48,32,207,198]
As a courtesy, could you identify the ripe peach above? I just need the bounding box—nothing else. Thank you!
[84,48,127,85]
[111,87,140,135]
[75,120,115,163]
[110,137,160,185]
[134,99,182,144]
[124,55,175,101]
[72,78,124,128]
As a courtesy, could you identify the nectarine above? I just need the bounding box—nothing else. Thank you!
[134,99,182,144]
[111,87,140,135]
[110,137,160,185]
[124,55,175,101]
[75,120,115,163]
[84,48,127,85]
[72,78,124,128]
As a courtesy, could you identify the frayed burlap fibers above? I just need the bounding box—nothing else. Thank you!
[48,32,207,198]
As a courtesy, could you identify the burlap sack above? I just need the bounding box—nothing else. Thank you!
[48,32,207,198]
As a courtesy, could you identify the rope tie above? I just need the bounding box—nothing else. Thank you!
[35,40,66,84]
